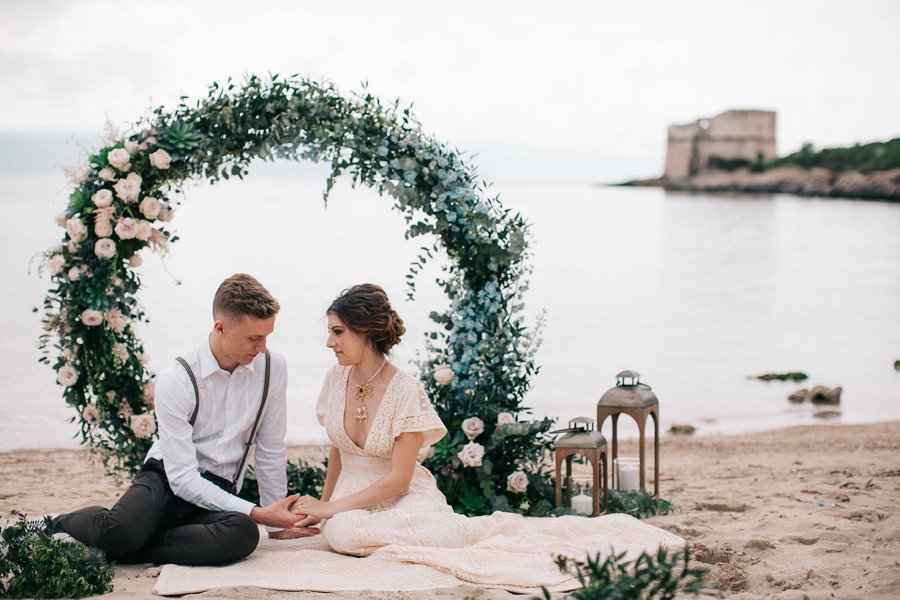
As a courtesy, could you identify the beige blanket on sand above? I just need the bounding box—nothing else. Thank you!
[154,515,684,596]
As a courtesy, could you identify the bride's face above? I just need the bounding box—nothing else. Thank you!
[326,313,368,366]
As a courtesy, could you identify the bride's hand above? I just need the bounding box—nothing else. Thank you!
[292,495,335,519]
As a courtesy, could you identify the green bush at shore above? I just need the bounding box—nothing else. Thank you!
[769,138,900,173]
[754,371,809,382]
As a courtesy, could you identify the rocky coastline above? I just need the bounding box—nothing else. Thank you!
[621,166,900,201]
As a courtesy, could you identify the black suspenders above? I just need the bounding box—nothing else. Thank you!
[175,350,272,490]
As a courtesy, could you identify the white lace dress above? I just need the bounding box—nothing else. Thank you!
[315,365,684,591]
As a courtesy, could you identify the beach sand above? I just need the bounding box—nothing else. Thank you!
[2,421,898,599]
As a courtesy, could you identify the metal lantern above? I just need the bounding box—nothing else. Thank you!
[554,417,609,516]
[597,370,660,496]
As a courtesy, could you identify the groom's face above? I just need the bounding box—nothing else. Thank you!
[215,313,276,366]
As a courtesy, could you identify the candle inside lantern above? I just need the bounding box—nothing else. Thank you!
[571,493,593,515]
[614,457,640,491]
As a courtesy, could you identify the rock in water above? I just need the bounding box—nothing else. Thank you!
[810,386,842,404]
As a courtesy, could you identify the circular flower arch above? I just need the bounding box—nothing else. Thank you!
[39,74,554,515]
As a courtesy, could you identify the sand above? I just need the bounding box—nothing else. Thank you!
[2,421,899,599]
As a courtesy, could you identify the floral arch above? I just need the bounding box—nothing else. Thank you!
[39,74,554,515]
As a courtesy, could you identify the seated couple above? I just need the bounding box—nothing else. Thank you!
[54,273,681,586]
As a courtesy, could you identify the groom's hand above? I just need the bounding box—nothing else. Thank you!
[250,494,304,529]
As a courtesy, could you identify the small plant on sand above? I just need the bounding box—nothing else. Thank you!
[608,490,675,519]
[539,546,708,599]
[0,516,113,599]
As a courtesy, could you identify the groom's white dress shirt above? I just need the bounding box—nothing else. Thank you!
[146,340,288,518]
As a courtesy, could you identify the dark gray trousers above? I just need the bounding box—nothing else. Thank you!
[54,458,259,565]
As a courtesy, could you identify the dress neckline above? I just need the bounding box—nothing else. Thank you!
[340,365,401,452]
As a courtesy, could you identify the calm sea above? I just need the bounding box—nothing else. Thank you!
[2,167,899,450]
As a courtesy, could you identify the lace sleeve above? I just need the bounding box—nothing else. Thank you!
[392,380,447,448]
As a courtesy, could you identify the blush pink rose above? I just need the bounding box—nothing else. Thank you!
[67,266,80,281]
[82,403,100,423]
[506,470,529,494]
[98,167,117,182]
[107,147,131,171]
[134,220,152,241]
[95,219,113,238]
[48,254,65,276]
[115,217,137,240]
[142,380,155,406]
[129,254,142,267]
[112,343,129,362]
[497,412,515,426]
[457,442,485,468]
[94,238,117,259]
[91,189,113,208]
[81,309,104,327]
[56,365,78,387]
[149,148,171,169]
[157,205,174,222]
[113,172,142,203]
[117,401,133,420]
[65,217,87,243]
[105,308,126,333]
[55,212,68,227]
[139,196,161,219]
[124,140,139,154]
[130,414,156,438]
[434,364,454,386]
[461,416,484,441]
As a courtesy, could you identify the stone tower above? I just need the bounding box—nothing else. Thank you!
[664,110,777,179]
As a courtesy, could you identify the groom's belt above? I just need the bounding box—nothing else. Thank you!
[143,458,237,495]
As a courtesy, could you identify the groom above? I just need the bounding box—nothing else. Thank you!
[54,273,318,565]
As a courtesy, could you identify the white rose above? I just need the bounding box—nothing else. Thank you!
[115,217,137,240]
[81,309,104,327]
[94,238,116,259]
[65,217,87,243]
[461,416,484,441]
[139,196,161,219]
[81,403,100,423]
[134,220,152,241]
[130,413,156,438]
[124,140,139,154]
[113,172,141,203]
[105,308,126,333]
[95,219,113,238]
[48,254,66,276]
[434,364,454,386]
[129,253,142,267]
[98,167,117,182]
[157,205,174,222]
[457,442,485,468]
[107,147,131,171]
[506,470,529,494]
[91,189,113,208]
[56,365,78,387]
[497,412,515,426]
[149,148,171,170]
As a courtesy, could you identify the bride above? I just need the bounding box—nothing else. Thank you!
[290,283,683,589]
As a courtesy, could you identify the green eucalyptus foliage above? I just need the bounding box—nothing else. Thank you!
[539,546,708,600]
[237,458,327,505]
[39,73,548,514]
[0,516,113,599]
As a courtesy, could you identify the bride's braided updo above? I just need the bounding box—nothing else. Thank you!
[327,283,406,355]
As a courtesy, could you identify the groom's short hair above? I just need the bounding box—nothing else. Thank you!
[213,273,280,321]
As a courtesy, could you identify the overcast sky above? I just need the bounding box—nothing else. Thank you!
[1,0,898,181]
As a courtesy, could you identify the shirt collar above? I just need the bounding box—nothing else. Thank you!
[200,339,258,378]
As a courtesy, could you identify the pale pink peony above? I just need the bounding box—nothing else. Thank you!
[67,266,80,281]
[129,253,142,267]
[497,412,515,426]
[149,148,171,170]
[107,147,131,171]
[91,189,113,208]
[134,220,152,241]
[124,140,139,154]
[115,217,137,240]
[82,403,100,423]
[105,308,126,333]
[113,172,142,203]
[81,309,104,327]
[56,365,78,387]
[434,364,454,386]
[457,442,485,468]
[98,167,117,182]
[130,413,156,438]
[94,238,116,259]
[506,470,529,494]
[66,217,87,243]
[139,196,161,219]
[48,254,66,276]
[112,343,129,362]
[461,416,484,441]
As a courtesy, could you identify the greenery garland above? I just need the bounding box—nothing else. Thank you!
[38,74,551,515]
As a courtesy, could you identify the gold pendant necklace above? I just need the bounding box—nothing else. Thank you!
[353,359,387,423]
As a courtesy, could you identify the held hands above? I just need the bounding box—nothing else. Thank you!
[251,494,316,530]
[290,494,335,520]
